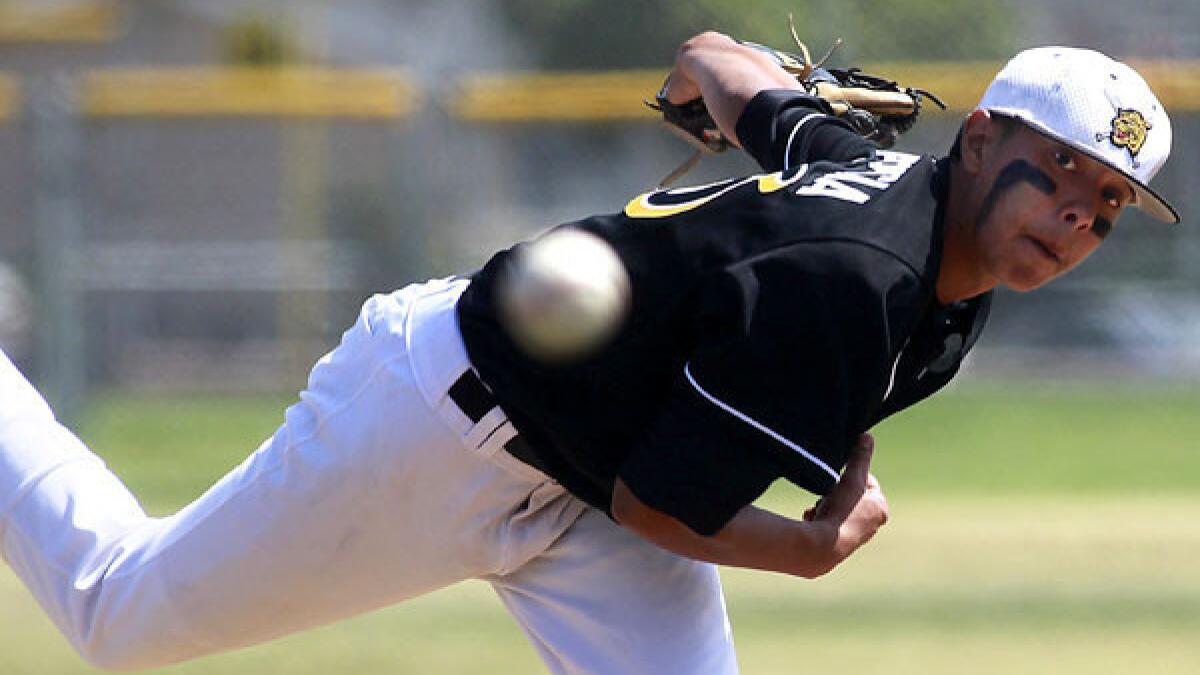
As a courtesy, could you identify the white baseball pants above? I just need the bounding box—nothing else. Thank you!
[0,278,738,673]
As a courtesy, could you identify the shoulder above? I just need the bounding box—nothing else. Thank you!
[732,232,926,300]
[753,238,915,286]
[789,151,946,287]
[700,239,920,367]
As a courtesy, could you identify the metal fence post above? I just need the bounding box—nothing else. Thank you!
[32,75,86,424]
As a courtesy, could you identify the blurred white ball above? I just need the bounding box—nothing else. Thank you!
[498,227,631,362]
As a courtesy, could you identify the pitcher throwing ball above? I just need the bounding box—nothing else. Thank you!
[0,34,1178,673]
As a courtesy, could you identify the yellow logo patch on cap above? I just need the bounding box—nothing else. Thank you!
[1110,109,1150,157]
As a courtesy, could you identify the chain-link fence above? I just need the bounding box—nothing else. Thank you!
[1,0,1198,415]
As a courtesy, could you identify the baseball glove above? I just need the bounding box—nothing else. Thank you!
[648,19,945,186]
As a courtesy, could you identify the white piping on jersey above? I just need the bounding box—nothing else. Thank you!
[782,113,823,170]
[883,338,910,401]
[684,362,840,482]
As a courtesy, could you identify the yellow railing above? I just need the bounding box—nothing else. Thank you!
[451,70,665,121]
[0,1,120,44]
[867,60,1200,114]
[1129,61,1200,114]
[81,68,420,119]
[0,61,1196,124]
[451,61,1200,121]
[857,62,1001,113]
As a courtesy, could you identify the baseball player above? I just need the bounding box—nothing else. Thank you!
[0,33,1177,673]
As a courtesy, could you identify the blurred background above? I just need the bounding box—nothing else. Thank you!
[1,1,1198,674]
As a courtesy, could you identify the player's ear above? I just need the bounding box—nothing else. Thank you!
[959,109,996,174]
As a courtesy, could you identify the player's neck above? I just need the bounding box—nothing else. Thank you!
[937,163,997,304]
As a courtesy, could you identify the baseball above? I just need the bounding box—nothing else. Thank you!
[497,227,631,362]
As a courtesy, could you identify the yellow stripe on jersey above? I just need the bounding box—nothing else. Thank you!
[624,170,808,219]
[755,169,809,193]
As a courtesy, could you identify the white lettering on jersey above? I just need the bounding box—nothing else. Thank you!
[793,151,923,204]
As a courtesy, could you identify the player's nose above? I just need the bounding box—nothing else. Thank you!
[1059,191,1100,234]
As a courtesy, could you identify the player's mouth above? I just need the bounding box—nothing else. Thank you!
[1024,236,1062,265]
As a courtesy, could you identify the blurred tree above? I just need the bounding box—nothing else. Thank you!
[495,0,1018,68]
[222,14,296,66]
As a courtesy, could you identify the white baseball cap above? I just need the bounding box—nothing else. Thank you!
[978,46,1178,224]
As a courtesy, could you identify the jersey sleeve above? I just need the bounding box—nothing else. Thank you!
[617,241,899,535]
[735,89,877,172]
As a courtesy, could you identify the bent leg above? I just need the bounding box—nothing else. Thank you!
[0,284,564,669]
[490,508,739,675]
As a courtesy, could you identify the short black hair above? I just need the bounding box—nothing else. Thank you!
[948,113,1022,161]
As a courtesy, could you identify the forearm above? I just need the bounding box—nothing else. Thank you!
[668,31,804,148]
[612,480,838,578]
[669,504,839,578]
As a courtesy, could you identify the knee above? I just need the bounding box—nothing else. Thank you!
[71,635,171,672]
[73,644,150,672]
[66,620,186,671]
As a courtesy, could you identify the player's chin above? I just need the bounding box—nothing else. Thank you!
[997,261,1061,293]
[995,245,1072,292]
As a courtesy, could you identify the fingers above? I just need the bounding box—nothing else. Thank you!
[867,473,889,526]
[812,434,876,521]
[802,497,823,521]
[799,437,890,576]
[843,433,874,483]
[833,434,875,493]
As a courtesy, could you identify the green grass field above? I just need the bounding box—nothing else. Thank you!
[2,383,1199,674]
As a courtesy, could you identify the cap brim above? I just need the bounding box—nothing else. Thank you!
[1128,180,1180,224]
[990,111,1181,224]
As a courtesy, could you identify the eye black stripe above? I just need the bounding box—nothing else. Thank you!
[976,159,1058,227]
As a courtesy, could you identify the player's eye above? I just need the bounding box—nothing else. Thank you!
[1102,188,1123,210]
[1054,151,1077,171]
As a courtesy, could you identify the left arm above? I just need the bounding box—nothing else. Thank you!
[663,32,877,171]
[662,31,805,149]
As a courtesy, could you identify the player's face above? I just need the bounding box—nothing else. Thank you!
[970,121,1134,292]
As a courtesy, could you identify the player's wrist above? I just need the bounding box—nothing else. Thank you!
[788,520,839,578]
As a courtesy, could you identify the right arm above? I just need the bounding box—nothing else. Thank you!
[611,243,901,577]
[612,434,889,578]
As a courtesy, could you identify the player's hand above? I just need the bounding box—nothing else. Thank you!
[799,433,889,577]
[660,65,702,106]
[651,33,801,151]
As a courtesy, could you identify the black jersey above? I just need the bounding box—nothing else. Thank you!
[457,90,991,535]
